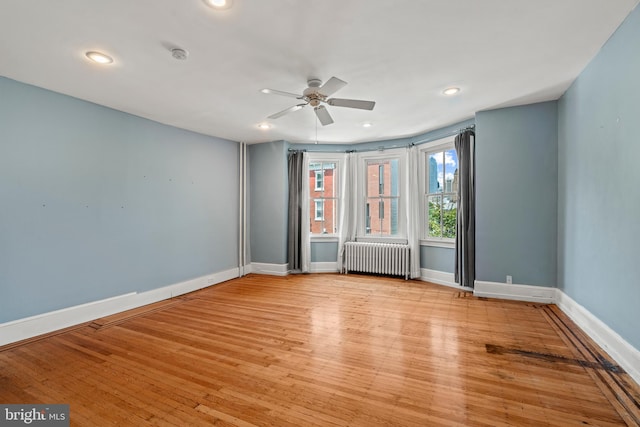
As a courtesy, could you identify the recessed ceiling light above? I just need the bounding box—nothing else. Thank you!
[260,89,271,94]
[258,123,271,130]
[443,87,460,96]
[362,123,373,128]
[203,0,233,9]
[85,51,113,64]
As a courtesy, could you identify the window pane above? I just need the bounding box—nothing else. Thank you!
[442,195,457,239]
[366,197,399,236]
[310,167,321,196]
[309,161,339,235]
[428,152,442,193]
[323,199,337,234]
[310,199,321,234]
[428,150,459,194]
[323,163,337,197]
[367,197,381,234]
[428,195,442,238]
[443,149,458,193]
[367,161,381,198]
[367,158,399,198]
[310,199,339,235]
[425,146,458,240]
[390,197,399,235]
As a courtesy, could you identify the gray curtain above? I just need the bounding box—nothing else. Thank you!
[454,130,475,287]
[287,151,304,271]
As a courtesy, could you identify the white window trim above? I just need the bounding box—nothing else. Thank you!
[420,238,455,248]
[310,235,340,243]
[307,153,342,238]
[357,148,407,241]
[420,135,457,246]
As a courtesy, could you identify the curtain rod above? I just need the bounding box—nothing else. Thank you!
[288,124,475,154]
[410,124,475,146]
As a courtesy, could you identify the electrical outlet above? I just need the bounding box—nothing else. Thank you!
[506,275,513,284]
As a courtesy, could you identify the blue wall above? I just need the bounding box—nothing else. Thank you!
[558,5,640,350]
[248,140,288,265]
[421,246,454,273]
[311,242,339,263]
[476,102,558,286]
[0,77,239,323]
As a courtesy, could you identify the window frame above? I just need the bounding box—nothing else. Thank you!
[420,136,458,248]
[357,149,407,243]
[307,154,342,239]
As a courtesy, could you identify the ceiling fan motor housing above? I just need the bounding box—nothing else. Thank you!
[303,82,325,107]
[307,78,322,88]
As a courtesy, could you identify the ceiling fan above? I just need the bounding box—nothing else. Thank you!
[261,77,375,126]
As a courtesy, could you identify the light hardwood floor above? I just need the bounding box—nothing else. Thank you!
[1,274,639,426]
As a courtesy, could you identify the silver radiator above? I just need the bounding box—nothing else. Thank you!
[343,242,410,280]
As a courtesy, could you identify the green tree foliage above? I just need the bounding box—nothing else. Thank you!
[428,199,457,238]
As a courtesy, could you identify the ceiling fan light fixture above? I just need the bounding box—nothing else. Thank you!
[443,87,460,96]
[203,0,233,10]
[258,123,271,129]
[85,51,113,64]
[260,89,271,94]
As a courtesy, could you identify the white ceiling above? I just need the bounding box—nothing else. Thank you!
[0,1,637,145]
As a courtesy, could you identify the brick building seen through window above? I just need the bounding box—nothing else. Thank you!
[308,159,401,236]
[309,162,337,234]
[365,159,399,236]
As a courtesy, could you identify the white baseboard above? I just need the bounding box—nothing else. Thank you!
[473,280,556,303]
[310,262,339,273]
[556,289,640,385]
[238,264,252,276]
[250,262,289,276]
[0,268,239,347]
[420,268,455,286]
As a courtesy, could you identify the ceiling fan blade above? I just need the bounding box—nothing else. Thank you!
[261,88,303,99]
[327,98,376,110]
[268,104,306,119]
[314,105,334,126]
[319,77,347,96]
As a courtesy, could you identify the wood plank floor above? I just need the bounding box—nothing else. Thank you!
[1,274,639,426]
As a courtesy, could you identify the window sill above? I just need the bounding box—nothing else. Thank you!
[356,237,409,245]
[420,239,455,249]
[311,235,340,243]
